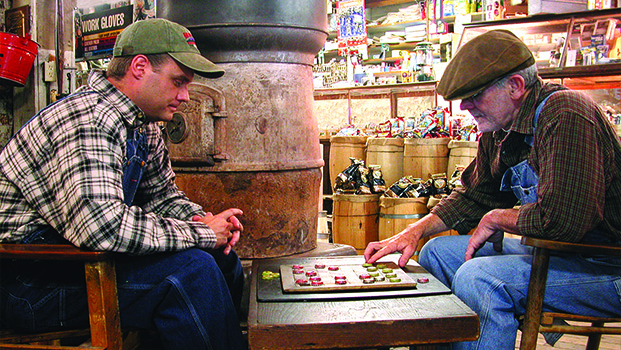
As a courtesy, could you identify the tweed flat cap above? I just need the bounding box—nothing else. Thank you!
[437,29,535,101]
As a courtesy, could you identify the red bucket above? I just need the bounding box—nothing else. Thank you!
[0,32,39,86]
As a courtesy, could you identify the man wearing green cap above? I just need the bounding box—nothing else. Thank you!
[0,19,246,349]
[365,29,621,349]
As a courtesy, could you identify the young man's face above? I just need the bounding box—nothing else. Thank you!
[138,57,194,123]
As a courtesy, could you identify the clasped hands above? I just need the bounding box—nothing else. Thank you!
[192,208,243,255]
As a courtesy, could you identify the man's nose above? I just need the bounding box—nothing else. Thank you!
[178,86,190,102]
[460,99,475,111]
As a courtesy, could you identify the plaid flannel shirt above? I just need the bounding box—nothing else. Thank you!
[433,80,621,243]
[0,70,217,253]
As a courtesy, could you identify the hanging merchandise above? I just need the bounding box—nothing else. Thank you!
[336,0,368,57]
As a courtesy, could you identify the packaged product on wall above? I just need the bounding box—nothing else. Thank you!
[484,0,505,20]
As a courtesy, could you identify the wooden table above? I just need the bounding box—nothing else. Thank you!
[248,255,479,350]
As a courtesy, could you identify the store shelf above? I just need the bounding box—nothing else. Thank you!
[314,81,437,119]
[460,8,621,85]
[539,63,621,80]
[314,81,437,100]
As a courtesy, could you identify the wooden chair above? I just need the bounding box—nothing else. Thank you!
[519,236,621,350]
[0,244,123,350]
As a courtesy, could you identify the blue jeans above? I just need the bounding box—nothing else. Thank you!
[1,248,246,350]
[419,235,621,350]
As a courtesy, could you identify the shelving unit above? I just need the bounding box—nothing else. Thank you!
[314,80,438,119]
[459,8,621,88]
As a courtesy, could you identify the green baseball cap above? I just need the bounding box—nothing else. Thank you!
[113,18,224,78]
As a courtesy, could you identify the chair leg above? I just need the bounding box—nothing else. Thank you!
[520,246,551,350]
[84,260,123,350]
[585,321,604,350]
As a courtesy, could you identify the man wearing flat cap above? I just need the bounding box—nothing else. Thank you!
[0,19,246,349]
[366,29,621,349]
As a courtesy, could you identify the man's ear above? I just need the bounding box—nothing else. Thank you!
[507,74,527,100]
[129,54,149,79]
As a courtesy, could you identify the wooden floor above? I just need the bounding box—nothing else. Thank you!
[514,326,621,350]
[387,330,621,349]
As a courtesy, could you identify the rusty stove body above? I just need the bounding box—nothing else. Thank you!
[158,0,328,258]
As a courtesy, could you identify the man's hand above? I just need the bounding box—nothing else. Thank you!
[364,213,448,267]
[192,208,243,255]
[465,208,519,261]
[364,230,420,267]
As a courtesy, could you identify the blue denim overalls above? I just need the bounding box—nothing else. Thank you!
[499,93,556,205]
[121,126,148,207]
[21,125,148,244]
[499,92,619,249]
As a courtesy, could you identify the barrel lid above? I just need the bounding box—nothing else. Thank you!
[379,196,429,205]
[366,137,404,147]
[448,140,479,149]
[332,193,380,202]
[330,135,369,144]
[404,137,450,145]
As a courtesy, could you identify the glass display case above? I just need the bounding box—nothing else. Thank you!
[458,8,621,127]
[459,8,621,88]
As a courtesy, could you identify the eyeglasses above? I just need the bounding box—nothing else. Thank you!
[462,84,494,104]
[464,88,486,104]
[463,74,509,104]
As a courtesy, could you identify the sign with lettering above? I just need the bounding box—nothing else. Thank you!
[336,0,367,56]
[76,5,133,60]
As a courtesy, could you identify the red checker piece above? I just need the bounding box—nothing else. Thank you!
[311,280,324,286]
[417,277,430,283]
[314,263,326,269]
[359,273,371,280]
[305,270,318,277]
[328,266,339,271]
[296,279,310,286]
[293,269,304,274]
[292,264,303,269]
[335,279,347,285]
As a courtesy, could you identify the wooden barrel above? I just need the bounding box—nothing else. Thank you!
[447,140,478,177]
[329,136,368,190]
[422,194,460,254]
[366,137,404,188]
[378,196,459,260]
[379,196,429,241]
[332,194,380,253]
[378,197,429,261]
[403,138,450,180]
